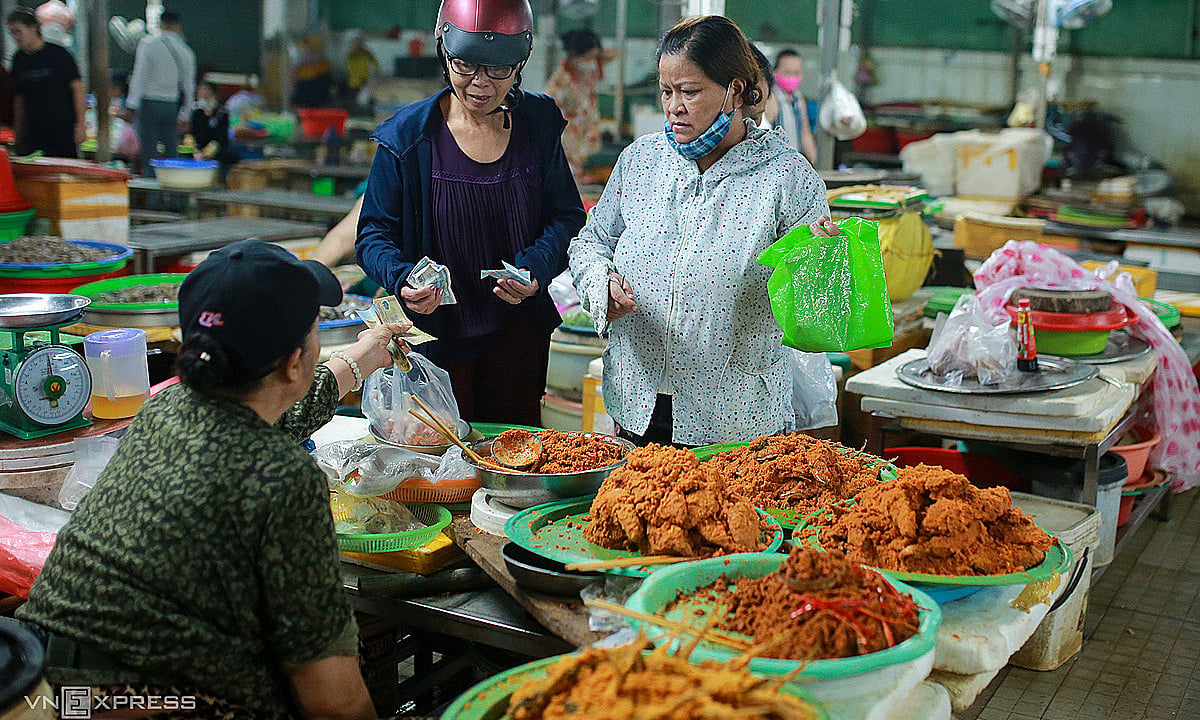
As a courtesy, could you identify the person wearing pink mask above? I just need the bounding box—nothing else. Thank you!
[771,49,817,161]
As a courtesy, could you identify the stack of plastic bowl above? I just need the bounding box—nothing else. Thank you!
[0,148,34,242]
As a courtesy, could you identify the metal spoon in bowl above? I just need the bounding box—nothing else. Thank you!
[492,429,543,470]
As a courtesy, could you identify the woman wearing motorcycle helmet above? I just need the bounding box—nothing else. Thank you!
[357,0,585,427]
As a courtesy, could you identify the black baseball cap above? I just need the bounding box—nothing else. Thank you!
[178,239,342,378]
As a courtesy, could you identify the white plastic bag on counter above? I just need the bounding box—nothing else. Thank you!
[313,440,440,497]
[927,294,1017,386]
[59,435,121,510]
[788,349,838,430]
[819,77,867,141]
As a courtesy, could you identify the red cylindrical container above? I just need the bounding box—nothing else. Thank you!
[1016,298,1039,372]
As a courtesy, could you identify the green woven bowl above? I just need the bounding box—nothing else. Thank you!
[335,502,451,553]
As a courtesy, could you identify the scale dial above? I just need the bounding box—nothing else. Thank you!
[14,345,91,426]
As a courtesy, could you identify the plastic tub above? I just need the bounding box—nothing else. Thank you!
[297,108,349,139]
[1109,427,1160,485]
[0,208,34,243]
[887,447,1029,492]
[541,391,582,432]
[0,266,129,294]
[1008,492,1101,670]
[546,339,603,400]
[148,159,218,189]
[1029,452,1126,566]
[626,552,941,704]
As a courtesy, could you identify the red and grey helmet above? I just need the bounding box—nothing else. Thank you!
[435,0,534,67]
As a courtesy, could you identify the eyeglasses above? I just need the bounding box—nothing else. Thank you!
[447,56,518,80]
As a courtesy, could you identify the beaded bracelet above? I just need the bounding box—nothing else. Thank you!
[330,351,363,392]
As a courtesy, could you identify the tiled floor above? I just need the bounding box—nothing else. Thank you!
[961,489,1200,720]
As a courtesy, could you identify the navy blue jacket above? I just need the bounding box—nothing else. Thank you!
[356,88,585,339]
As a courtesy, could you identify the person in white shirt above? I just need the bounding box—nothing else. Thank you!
[568,15,839,447]
[125,9,195,175]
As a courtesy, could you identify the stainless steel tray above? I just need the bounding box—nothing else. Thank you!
[0,294,89,328]
[1045,332,1151,365]
[83,305,178,328]
[897,356,1098,395]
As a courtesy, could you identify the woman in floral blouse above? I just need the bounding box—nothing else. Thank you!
[544,29,614,182]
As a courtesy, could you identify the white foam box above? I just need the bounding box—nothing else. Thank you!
[1008,492,1102,671]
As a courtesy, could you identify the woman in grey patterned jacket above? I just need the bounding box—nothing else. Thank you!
[569,15,839,447]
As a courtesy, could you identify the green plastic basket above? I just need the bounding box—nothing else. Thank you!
[0,240,132,278]
[71,273,187,311]
[335,502,452,553]
[626,552,941,680]
[0,208,35,243]
[441,650,828,720]
[1141,298,1181,330]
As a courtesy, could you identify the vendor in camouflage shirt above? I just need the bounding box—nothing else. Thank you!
[19,240,410,720]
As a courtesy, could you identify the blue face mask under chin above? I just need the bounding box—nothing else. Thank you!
[665,84,735,161]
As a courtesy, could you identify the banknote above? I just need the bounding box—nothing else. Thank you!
[479,260,532,285]
[406,256,457,305]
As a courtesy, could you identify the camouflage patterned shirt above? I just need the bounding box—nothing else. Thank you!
[19,366,357,717]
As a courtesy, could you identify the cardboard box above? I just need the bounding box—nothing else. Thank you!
[14,176,129,243]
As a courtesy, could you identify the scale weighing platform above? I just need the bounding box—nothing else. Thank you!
[0,295,93,440]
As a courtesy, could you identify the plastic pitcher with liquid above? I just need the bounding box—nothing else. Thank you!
[84,329,150,419]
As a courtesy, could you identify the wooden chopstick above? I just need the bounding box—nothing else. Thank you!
[566,555,689,572]
[405,407,508,471]
[584,598,750,652]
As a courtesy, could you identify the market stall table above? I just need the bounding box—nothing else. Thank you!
[850,348,1170,577]
[126,217,325,273]
[127,178,216,219]
[283,163,371,194]
[195,188,357,223]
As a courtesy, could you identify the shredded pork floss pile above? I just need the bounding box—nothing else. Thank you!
[815,464,1054,575]
[585,445,768,557]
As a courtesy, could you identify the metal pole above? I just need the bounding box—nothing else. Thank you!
[613,0,627,138]
[815,0,842,170]
[89,0,111,162]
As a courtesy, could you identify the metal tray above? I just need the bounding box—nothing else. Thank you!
[1045,332,1151,365]
[83,305,178,328]
[897,356,1098,395]
[0,294,89,328]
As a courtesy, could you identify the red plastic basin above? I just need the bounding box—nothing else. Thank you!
[297,108,349,139]
[886,446,1030,492]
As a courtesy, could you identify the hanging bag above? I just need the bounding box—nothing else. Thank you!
[757,217,893,352]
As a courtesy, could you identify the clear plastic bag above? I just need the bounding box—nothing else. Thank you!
[787,349,838,430]
[313,439,440,497]
[361,352,462,445]
[329,492,426,534]
[434,446,476,483]
[59,435,121,510]
[818,77,867,141]
[927,294,1017,386]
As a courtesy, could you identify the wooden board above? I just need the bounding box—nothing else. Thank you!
[896,416,1119,446]
[447,515,604,648]
[862,383,1131,432]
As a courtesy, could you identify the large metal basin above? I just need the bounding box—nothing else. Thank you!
[466,432,633,509]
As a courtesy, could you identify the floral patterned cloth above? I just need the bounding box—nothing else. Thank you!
[544,60,602,180]
[973,240,1200,490]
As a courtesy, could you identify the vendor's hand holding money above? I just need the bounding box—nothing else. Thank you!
[400,284,442,315]
[607,272,638,321]
[350,322,413,377]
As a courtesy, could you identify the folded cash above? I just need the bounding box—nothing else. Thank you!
[479,260,532,285]
[406,256,457,305]
[356,300,437,346]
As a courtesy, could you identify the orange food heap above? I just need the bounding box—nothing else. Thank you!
[491,429,626,474]
[584,445,768,557]
[814,464,1054,575]
[707,433,883,515]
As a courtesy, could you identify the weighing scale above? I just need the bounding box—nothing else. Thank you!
[0,295,93,440]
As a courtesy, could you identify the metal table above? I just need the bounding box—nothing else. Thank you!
[196,188,357,222]
[127,217,326,273]
[284,163,372,194]
[127,178,216,219]
[1044,221,1200,250]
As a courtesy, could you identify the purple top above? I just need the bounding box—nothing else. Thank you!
[431,112,543,338]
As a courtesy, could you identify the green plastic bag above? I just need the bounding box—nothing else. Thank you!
[757,217,893,352]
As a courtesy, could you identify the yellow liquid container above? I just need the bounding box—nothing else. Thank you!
[90,392,148,419]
